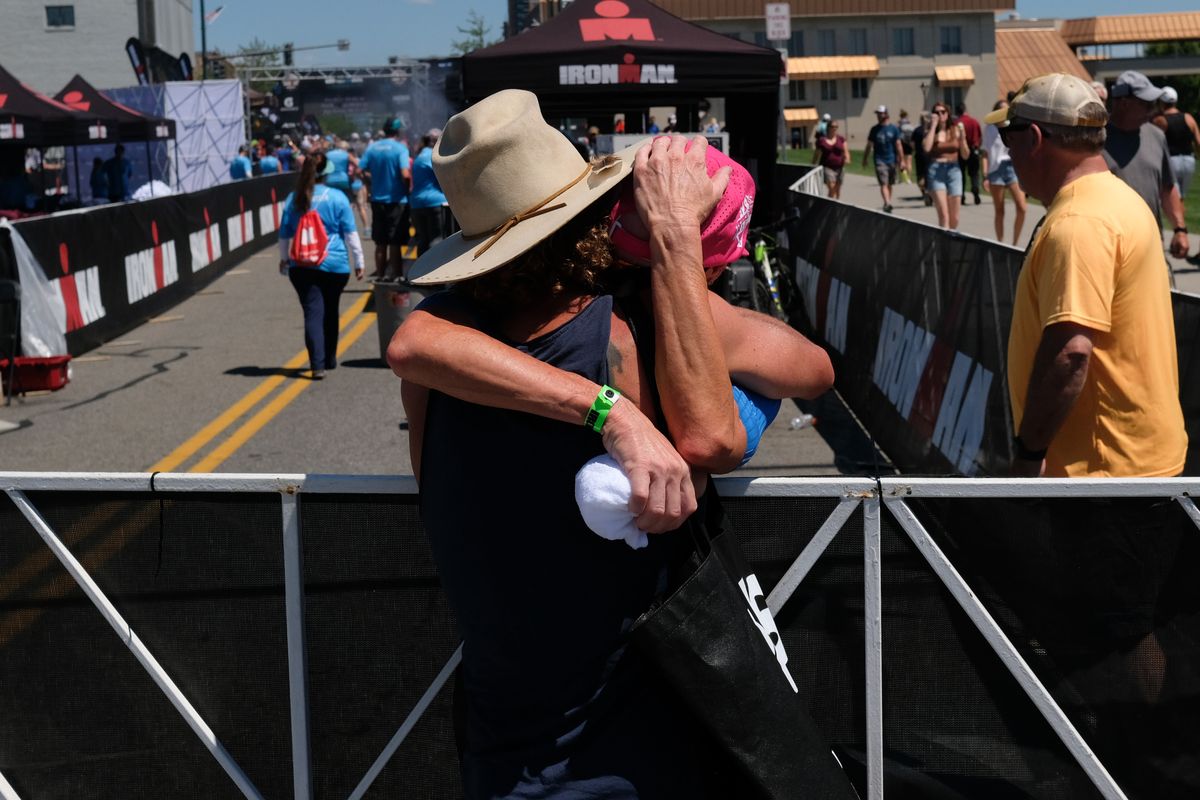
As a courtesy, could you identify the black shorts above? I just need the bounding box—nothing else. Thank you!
[371,202,411,246]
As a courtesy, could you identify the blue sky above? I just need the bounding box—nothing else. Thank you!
[194,0,1198,64]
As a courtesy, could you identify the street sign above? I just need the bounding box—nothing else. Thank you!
[765,3,791,43]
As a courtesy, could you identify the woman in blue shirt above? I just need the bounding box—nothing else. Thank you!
[410,128,451,257]
[278,151,366,379]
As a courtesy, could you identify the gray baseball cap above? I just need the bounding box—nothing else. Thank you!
[984,72,1106,128]
[1110,70,1164,103]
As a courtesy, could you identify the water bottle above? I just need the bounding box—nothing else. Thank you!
[788,413,816,430]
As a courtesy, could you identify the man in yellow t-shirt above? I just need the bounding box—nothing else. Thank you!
[986,74,1187,478]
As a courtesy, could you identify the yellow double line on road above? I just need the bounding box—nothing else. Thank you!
[150,292,378,473]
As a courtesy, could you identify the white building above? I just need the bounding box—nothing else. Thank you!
[0,0,194,92]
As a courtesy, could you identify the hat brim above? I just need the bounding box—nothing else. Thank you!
[409,139,647,286]
[983,107,1010,126]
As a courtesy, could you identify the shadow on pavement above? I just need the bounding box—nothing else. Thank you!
[224,366,308,378]
[794,389,895,477]
[341,358,389,370]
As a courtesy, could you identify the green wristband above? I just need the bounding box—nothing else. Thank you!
[584,385,622,433]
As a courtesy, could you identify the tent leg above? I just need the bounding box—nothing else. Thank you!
[145,140,153,196]
[72,147,81,206]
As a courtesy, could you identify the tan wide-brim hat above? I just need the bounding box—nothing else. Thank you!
[408,89,647,286]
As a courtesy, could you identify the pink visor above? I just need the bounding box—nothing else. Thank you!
[609,138,755,279]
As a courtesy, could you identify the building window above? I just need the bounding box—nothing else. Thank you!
[848,28,868,56]
[789,31,805,57]
[820,80,838,101]
[851,78,870,98]
[940,26,962,54]
[789,80,807,103]
[892,27,914,56]
[943,86,965,109]
[818,29,836,56]
[45,4,75,27]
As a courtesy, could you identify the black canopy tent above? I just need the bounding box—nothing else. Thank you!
[54,75,179,200]
[0,64,120,147]
[462,0,782,221]
[55,75,176,143]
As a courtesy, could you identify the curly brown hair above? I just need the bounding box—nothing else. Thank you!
[457,196,628,310]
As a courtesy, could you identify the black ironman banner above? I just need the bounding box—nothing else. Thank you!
[782,189,1200,477]
[784,190,1021,476]
[13,173,292,355]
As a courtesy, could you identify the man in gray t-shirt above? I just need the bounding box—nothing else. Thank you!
[1103,70,1189,259]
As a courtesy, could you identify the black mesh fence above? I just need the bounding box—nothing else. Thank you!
[0,488,1196,799]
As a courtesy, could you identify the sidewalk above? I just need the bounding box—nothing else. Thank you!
[832,170,1200,293]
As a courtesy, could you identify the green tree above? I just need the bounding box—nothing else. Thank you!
[234,37,284,92]
[452,10,499,55]
[1144,42,1200,112]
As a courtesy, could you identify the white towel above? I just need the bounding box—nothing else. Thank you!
[574,454,649,550]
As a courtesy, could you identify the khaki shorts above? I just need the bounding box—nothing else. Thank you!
[874,162,897,186]
[822,166,844,185]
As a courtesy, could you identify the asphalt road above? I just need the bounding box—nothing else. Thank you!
[0,242,840,477]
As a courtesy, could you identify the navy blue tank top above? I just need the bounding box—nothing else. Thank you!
[417,291,708,799]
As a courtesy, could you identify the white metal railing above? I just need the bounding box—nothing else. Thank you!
[3,472,1198,800]
[790,166,826,197]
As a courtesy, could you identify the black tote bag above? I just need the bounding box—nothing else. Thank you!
[629,490,860,800]
[611,290,857,799]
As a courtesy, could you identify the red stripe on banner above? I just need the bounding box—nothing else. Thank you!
[203,207,214,263]
[152,220,165,290]
[908,338,955,440]
[58,243,84,333]
[270,189,279,230]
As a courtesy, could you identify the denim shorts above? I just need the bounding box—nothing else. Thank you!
[927,161,963,195]
[987,161,1018,186]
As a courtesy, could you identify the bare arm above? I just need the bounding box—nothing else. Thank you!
[922,125,937,155]
[1012,321,1094,476]
[861,139,873,167]
[709,296,834,399]
[387,305,696,531]
[1164,184,1189,258]
[1190,113,1200,152]
[635,135,744,473]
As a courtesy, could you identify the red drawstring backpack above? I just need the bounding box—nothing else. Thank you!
[289,208,329,267]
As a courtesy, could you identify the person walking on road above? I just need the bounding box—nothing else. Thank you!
[359,117,412,280]
[981,99,1028,245]
[956,102,983,205]
[813,120,849,198]
[923,102,970,230]
[912,111,933,206]
[277,151,366,380]
[1153,86,1199,198]
[230,146,253,180]
[863,106,906,213]
[1103,70,1190,261]
[410,128,450,257]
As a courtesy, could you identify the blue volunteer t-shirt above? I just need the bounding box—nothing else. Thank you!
[279,184,357,274]
[359,139,410,203]
[259,155,281,174]
[325,148,352,189]
[869,123,901,165]
[409,148,446,209]
[230,155,252,179]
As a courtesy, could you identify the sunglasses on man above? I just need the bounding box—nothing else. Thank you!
[998,119,1034,145]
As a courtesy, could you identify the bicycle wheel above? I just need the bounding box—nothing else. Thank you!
[752,277,774,316]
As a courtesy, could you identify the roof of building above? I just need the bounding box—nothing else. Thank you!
[784,107,820,124]
[787,56,880,80]
[651,0,1012,20]
[1058,12,1200,46]
[934,65,975,86]
[995,26,1090,98]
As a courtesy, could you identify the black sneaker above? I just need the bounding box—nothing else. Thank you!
[883,204,893,213]
[973,193,982,205]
